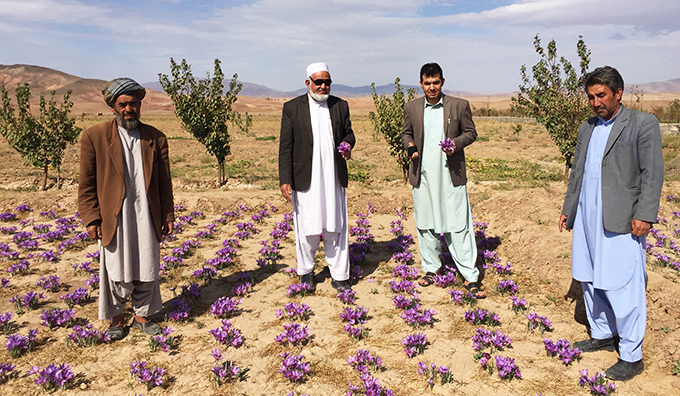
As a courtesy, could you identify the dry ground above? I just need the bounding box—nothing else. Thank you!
[0,104,679,396]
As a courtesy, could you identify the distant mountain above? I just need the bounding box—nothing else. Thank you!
[629,78,680,94]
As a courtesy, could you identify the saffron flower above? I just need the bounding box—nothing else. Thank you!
[129,361,164,391]
[338,142,352,156]
[287,282,312,297]
[439,137,455,152]
[496,279,519,295]
[210,348,249,387]
[209,297,242,318]
[29,363,74,391]
[347,349,383,375]
[40,308,75,330]
[278,352,310,383]
[337,289,357,305]
[60,288,89,309]
[494,356,522,380]
[276,302,313,321]
[209,319,243,348]
[464,309,501,326]
[417,361,454,389]
[401,333,428,358]
[149,326,177,353]
[67,324,110,347]
[543,338,582,365]
[4,329,38,358]
[346,375,394,396]
[510,295,528,314]
[526,313,553,333]
[578,369,616,395]
[274,323,311,346]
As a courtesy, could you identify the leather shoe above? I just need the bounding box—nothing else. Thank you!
[131,318,162,335]
[573,335,619,352]
[331,279,351,291]
[106,326,126,341]
[605,359,644,381]
[301,273,316,292]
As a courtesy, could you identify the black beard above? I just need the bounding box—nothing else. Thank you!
[115,112,140,130]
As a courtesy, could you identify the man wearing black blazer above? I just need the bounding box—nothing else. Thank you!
[279,62,355,291]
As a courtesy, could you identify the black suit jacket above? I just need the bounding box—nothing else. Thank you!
[278,94,355,191]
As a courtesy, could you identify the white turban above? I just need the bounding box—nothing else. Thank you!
[306,62,330,77]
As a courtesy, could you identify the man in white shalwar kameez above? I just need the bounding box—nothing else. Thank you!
[559,66,663,381]
[79,78,175,340]
[279,62,356,291]
[401,63,484,298]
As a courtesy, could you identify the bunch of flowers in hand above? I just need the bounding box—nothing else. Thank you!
[149,327,177,352]
[338,142,352,156]
[5,329,38,358]
[40,308,75,330]
[402,333,428,358]
[130,361,164,391]
[347,375,394,396]
[347,349,383,376]
[464,309,501,327]
[276,302,312,321]
[543,338,582,365]
[67,324,110,347]
[28,363,74,391]
[209,319,244,348]
[278,352,310,383]
[526,313,553,333]
[274,323,311,346]
[439,137,455,152]
[210,349,249,387]
[496,279,519,295]
[579,369,616,395]
[417,362,454,389]
[209,297,241,318]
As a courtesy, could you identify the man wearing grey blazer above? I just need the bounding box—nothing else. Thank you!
[402,63,483,298]
[559,66,663,381]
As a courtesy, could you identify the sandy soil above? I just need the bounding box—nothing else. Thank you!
[0,110,679,396]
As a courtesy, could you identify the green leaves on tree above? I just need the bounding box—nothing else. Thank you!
[369,78,417,182]
[159,58,248,185]
[0,83,82,190]
[512,34,592,180]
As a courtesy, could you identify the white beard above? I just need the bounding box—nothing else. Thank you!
[115,112,140,130]
[309,92,329,102]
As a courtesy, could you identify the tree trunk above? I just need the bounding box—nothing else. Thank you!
[41,164,48,191]
[218,159,223,186]
[564,164,570,183]
[57,164,61,190]
[402,165,409,184]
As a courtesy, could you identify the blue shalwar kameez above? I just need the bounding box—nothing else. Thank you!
[571,111,647,362]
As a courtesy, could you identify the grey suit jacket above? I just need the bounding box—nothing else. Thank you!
[561,105,663,233]
[401,95,477,186]
[278,94,355,191]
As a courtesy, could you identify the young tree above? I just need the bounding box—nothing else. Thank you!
[369,78,417,182]
[0,83,81,190]
[667,99,680,123]
[512,34,592,180]
[159,58,247,185]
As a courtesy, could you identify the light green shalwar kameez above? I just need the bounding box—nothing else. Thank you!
[412,98,478,281]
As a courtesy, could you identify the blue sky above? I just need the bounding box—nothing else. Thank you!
[0,0,678,93]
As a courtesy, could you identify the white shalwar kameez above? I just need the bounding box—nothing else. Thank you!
[571,111,647,362]
[293,95,349,281]
[98,125,162,320]
[413,98,478,281]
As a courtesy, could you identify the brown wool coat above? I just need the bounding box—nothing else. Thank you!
[78,119,174,246]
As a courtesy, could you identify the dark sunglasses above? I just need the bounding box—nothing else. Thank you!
[309,77,332,86]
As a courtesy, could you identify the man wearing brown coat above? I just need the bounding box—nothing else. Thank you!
[78,78,174,340]
[401,63,483,297]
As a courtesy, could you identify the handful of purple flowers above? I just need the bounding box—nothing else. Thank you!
[439,137,455,152]
[338,142,351,156]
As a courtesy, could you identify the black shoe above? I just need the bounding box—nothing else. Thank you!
[131,318,162,335]
[301,273,316,292]
[573,335,619,352]
[331,279,351,291]
[106,326,126,341]
[606,359,644,381]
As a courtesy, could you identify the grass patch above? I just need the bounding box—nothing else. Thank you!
[255,135,277,141]
[167,136,193,140]
[476,135,490,142]
[348,160,374,183]
[468,157,563,184]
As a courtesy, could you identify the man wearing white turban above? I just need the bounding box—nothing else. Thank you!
[279,62,355,291]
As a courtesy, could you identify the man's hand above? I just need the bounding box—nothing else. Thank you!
[443,146,455,156]
[162,221,174,235]
[87,224,102,240]
[407,142,419,160]
[631,219,651,237]
[558,214,569,232]
[280,183,292,203]
[341,150,351,160]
